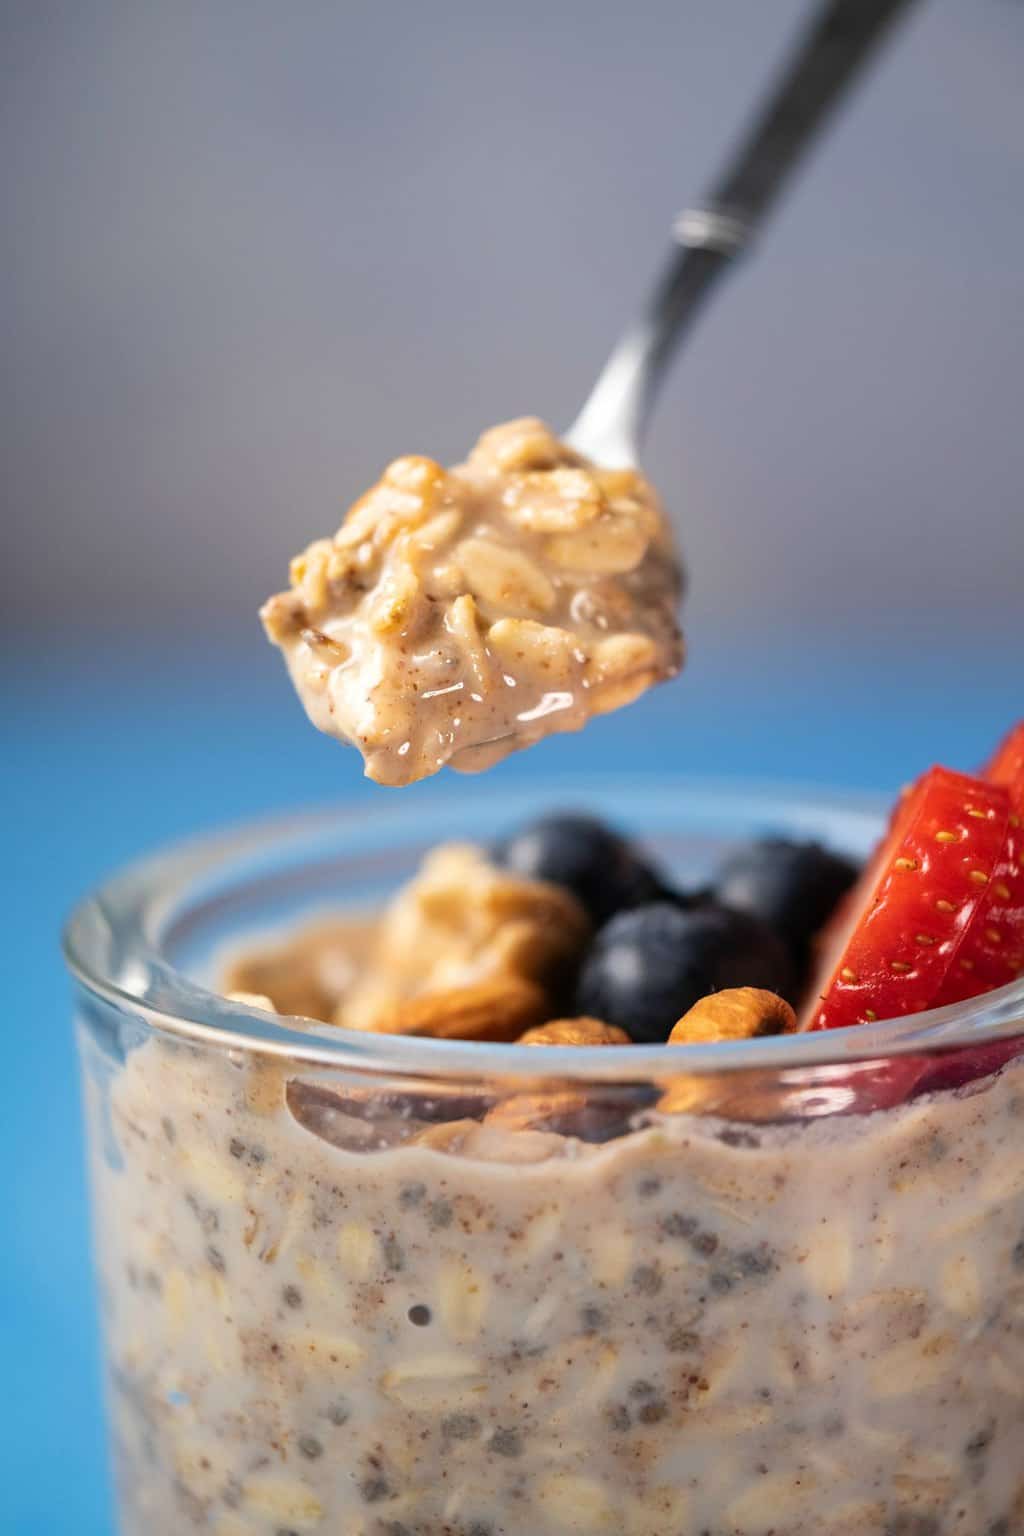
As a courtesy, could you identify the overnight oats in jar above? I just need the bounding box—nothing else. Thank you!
[65,777,1024,1536]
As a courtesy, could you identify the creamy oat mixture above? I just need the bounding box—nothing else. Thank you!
[261,419,683,786]
[83,1020,1024,1536]
[81,844,1024,1535]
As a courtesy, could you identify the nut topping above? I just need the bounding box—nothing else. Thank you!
[371,977,548,1042]
[341,844,588,1032]
[668,988,796,1046]
[517,1017,631,1046]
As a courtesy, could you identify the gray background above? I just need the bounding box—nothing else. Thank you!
[3,0,1023,650]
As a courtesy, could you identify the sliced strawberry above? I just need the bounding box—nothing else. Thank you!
[829,1052,932,1113]
[932,812,1024,1003]
[915,723,1024,1079]
[912,1038,1024,1099]
[802,766,1011,1031]
[986,719,1024,799]
[928,717,1024,1002]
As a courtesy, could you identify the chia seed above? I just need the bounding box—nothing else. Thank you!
[205,1245,226,1273]
[399,1182,427,1209]
[885,1517,940,1536]
[718,1128,760,1148]
[489,1427,523,1458]
[282,1284,303,1309]
[636,1175,662,1198]
[383,1235,405,1272]
[160,1116,176,1144]
[324,1397,351,1427]
[298,1435,323,1460]
[666,1327,700,1354]
[229,1136,267,1168]
[428,1198,454,1229]
[966,1422,996,1482]
[661,1212,698,1240]
[359,1474,392,1504]
[407,1304,432,1327]
[738,1245,776,1278]
[503,1339,545,1365]
[579,1304,604,1334]
[186,1193,220,1236]
[661,1214,719,1257]
[966,1423,995,1458]
[606,1404,631,1432]
[709,1243,777,1295]
[442,1412,480,1441]
[632,1264,663,1296]
[1012,1236,1024,1270]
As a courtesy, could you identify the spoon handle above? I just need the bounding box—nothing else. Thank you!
[568,0,921,466]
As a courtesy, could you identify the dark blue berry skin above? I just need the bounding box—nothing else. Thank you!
[574,902,793,1043]
[492,813,665,927]
[711,838,859,968]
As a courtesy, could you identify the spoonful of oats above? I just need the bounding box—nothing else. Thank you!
[262,420,680,785]
[261,0,917,787]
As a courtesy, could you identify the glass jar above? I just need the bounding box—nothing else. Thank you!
[64,782,1024,1536]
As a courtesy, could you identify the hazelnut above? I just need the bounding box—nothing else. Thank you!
[668,988,795,1046]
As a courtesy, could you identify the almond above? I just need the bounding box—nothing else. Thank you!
[372,976,548,1042]
[517,1017,631,1046]
[668,988,796,1046]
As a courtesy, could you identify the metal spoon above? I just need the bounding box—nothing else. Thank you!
[566,0,922,468]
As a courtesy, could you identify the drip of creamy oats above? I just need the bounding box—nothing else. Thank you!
[261,418,684,786]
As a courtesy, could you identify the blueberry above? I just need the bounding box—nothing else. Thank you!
[711,838,859,966]
[493,813,664,926]
[574,902,793,1043]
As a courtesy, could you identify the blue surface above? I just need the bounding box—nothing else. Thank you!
[5,630,1019,1534]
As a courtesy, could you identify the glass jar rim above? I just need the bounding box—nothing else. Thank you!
[62,778,1024,1082]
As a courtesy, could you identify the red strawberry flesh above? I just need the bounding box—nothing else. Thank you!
[933,811,1024,1003]
[986,720,1024,798]
[802,766,1010,1031]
